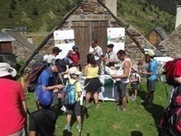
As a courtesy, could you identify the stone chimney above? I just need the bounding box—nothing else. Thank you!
[104,0,117,17]
[175,2,181,29]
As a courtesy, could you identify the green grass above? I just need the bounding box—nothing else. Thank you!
[26,81,170,136]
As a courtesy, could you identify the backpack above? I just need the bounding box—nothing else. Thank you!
[63,80,78,106]
[159,86,181,136]
[25,61,48,92]
[163,58,181,86]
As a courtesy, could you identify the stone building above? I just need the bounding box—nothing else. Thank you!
[5,31,35,61]
[20,0,157,72]
[145,27,168,47]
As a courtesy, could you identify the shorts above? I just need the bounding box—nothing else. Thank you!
[66,101,81,116]
[116,81,128,98]
[84,77,102,93]
[147,79,156,93]
[131,82,138,90]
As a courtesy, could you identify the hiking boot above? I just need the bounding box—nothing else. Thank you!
[95,103,99,108]
[76,124,82,132]
[85,103,91,108]
[116,106,126,111]
[130,95,136,101]
[64,125,71,132]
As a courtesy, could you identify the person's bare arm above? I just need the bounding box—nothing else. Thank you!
[111,61,131,79]
[29,131,36,136]
[43,84,64,91]
[174,77,181,84]
[21,100,27,116]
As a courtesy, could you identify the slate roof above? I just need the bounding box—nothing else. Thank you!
[127,25,162,56]
[158,24,181,58]
[6,31,35,52]
[0,31,15,42]
[154,27,168,40]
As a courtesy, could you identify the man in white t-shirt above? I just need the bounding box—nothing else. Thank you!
[44,47,62,65]
[104,44,118,67]
[89,40,103,64]
[111,50,132,111]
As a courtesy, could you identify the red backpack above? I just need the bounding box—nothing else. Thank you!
[159,86,181,136]
[163,58,181,87]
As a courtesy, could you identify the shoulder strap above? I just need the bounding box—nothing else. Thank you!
[73,80,78,86]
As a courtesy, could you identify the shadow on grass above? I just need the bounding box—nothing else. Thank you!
[137,87,165,132]
[130,130,143,136]
[62,130,72,136]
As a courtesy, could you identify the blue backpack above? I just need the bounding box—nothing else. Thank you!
[63,81,78,106]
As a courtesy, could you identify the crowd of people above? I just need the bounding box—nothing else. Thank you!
[1,39,181,136]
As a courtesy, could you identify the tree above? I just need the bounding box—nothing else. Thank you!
[10,2,16,10]
[8,12,13,18]
[32,7,39,15]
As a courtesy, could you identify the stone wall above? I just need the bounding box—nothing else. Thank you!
[12,41,32,62]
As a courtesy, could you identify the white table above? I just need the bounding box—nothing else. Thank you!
[79,75,119,104]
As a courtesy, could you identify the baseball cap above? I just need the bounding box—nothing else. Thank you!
[145,50,155,57]
[107,44,114,48]
[55,59,67,72]
[53,47,62,53]
[38,90,53,107]
[72,45,79,50]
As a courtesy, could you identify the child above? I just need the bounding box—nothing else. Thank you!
[64,67,82,132]
[29,90,56,136]
[130,65,141,101]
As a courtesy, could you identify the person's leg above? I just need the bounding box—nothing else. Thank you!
[66,114,72,125]
[119,83,127,111]
[134,89,138,98]
[75,101,82,132]
[147,80,156,103]
[86,91,91,104]
[64,107,73,131]
[116,82,122,105]
[93,91,99,104]
[122,97,127,109]
[76,116,81,126]
[93,91,99,108]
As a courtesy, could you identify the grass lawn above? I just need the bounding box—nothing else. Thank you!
[26,81,170,136]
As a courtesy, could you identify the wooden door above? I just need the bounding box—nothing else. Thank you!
[72,21,109,66]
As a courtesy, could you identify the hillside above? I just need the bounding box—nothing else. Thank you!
[0,0,180,35]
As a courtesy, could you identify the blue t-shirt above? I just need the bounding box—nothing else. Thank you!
[147,59,157,80]
[34,67,58,99]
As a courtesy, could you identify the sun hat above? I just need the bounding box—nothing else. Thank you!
[69,67,81,75]
[38,90,53,107]
[145,50,155,57]
[0,63,17,77]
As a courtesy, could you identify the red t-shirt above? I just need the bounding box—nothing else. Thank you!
[0,78,26,136]
[173,59,181,77]
[70,52,80,64]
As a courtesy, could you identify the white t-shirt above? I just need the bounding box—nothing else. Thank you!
[105,51,118,65]
[116,58,132,83]
[89,46,103,60]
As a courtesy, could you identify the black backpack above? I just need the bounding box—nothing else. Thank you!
[25,61,48,92]
[159,86,181,136]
